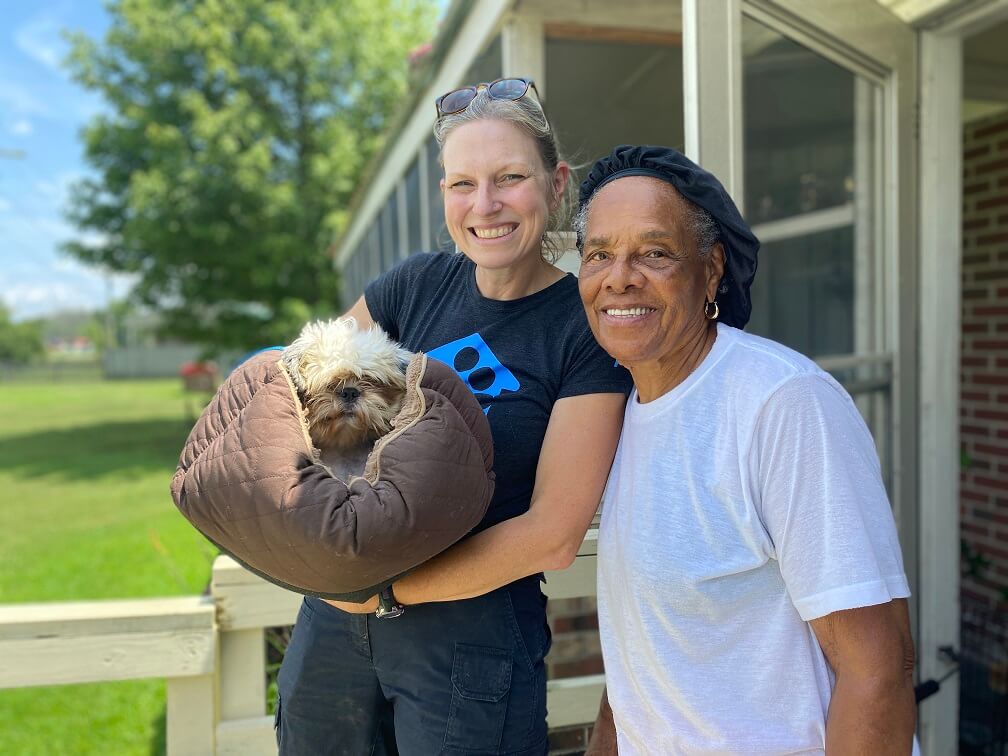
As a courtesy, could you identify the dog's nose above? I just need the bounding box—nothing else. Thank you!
[340,386,360,403]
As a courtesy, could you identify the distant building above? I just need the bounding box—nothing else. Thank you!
[47,336,96,357]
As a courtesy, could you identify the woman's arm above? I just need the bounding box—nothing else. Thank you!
[328,391,626,611]
[342,295,374,328]
[585,687,619,755]
[809,599,916,754]
[396,391,625,603]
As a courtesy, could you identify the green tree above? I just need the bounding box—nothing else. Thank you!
[0,306,44,364]
[64,0,435,350]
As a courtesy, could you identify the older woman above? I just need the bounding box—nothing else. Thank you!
[575,146,916,755]
[275,81,631,755]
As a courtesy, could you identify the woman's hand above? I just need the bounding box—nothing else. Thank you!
[324,596,379,614]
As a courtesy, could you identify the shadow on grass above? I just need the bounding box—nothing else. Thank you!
[150,703,167,756]
[0,418,193,481]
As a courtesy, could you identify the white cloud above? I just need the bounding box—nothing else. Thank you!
[5,11,105,125]
[29,171,84,207]
[0,264,137,321]
[5,213,75,242]
[0,79,52,118]
[0,198,135,319]
[1,204,82,266]
[52,252,106,275]
[1,279,100,319]
[15,14,66,73]
[3,281,78,307]
[10,119,33,136]
[34,177,70,202]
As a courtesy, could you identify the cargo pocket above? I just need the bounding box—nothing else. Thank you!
[443,643,513,753]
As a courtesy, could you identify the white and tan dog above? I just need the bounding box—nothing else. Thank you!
[281,318,412,478]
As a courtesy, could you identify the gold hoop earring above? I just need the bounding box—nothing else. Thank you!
[704,299,720,321]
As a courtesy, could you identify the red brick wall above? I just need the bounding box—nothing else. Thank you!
[547,597,603,679]
[960,110,1008,608]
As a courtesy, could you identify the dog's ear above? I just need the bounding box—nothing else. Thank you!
[280,344,308,392]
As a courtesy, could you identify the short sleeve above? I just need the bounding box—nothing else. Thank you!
[752,374,910,622]
[363,254,434,341]
[557,320,634,399]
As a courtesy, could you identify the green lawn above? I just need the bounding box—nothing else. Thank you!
[0,379,215,755]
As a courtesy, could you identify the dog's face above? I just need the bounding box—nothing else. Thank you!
[281,318,411,451]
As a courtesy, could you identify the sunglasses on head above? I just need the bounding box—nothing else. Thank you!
[435,77,541,118]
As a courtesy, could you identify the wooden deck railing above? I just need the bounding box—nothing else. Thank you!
[0,531,602,755]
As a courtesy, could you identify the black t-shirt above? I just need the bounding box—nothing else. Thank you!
[364,252,632,598]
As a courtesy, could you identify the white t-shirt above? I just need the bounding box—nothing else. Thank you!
[597,324,911,756]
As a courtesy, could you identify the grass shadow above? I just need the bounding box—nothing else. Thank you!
[150,702,167,756]
[0,418,193,481]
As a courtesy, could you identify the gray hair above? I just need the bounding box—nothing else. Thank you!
[434,88,574,263]
[573,186,720,258]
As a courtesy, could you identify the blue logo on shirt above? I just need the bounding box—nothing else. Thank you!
[427,333,519,413]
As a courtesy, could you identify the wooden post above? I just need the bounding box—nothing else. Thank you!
[502,13,545,97]
[682,0,744,205]
[212,556,296,754]
[219,628,266,721]
[167,673,216,756]
[917,29,962,756]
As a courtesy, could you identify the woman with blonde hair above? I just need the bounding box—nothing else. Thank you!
[275,79,631,755]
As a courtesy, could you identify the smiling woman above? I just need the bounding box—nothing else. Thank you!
[577,179,724,402]
[573,145,916,755]
[273,82,632,756]
[440,118,569,296]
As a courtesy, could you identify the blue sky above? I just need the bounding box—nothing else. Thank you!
[0,0,125,321]
[0,0,453,323]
